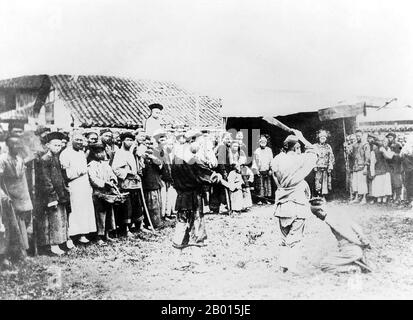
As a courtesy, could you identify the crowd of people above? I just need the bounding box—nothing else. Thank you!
[0,103,282,269]
[344,129,413,208]
[0,101,409,273]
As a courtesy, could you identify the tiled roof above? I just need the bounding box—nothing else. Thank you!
[49,75,222,129]
[0,75,49,90]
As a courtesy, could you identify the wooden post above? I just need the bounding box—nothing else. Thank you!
[343,118,351,199]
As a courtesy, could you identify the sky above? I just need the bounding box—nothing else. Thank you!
[0,0,412,103]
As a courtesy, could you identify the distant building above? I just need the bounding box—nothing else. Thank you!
[0,75,223,131]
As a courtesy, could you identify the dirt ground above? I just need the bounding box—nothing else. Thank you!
[1,200,413,300]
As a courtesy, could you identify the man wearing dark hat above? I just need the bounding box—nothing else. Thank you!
[112,131,143,236]
[386,132,403,206]
[37,132,71,255]
[8,122,25,138]
[100,128,118,165]
[144,103,164,136]
[270,129,318,273]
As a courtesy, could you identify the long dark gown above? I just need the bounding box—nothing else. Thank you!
[171,154,216,249]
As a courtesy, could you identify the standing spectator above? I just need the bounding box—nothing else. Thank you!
[386,132,403,206]
[252,135,273,204]
[60,131,96,245]
[112,132,143,236]
[100,129,118,165]
[344,134,356,198]
[0,136,33,264]
[240,164,254,210]
[227,163,244,213]
[144,103,164,136]
[85,130,99,145]
[210,132,232,214]
[314,130,335,198]
[369,137,393,204]
[88,143,118,244]
[235,130,248,156]
[85,130,99,163]
[37,132,71,255]
[154,129,174,222]
[401,135,413,208]
[349,130,370,204]
[141,135,164,229]
[113,131,122,149]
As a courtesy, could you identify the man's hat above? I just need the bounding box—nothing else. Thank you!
[284,135,299,145]
[367,133,377,139]
[148,103,164,111]
[100,128,112,136]
[8,122,25,131]
[152,128,167,141]
[184,129,202,141]
[34,125,51,137]
[85,129,99,137]
[88,142,106,153]
[386,132,396,139]
[119,131,135,141]
[44,131,67,143]
[201,129,209,134]
[283,135,299,150]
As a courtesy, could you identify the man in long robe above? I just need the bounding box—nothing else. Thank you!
[386,132,403,206]
[38,132,71,255]
[0,136,33,265]
[348,130,370,204]
[252,135,274,204]
[271,130,317,273]
[144,103,164,136]
[60,131,96,245]
[209,132,232,214]
[314,130,335,198]
[171,129,222,249]
[310,198,372,273]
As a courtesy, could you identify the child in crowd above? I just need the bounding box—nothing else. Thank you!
[241,164,254,210]
[227,163,244,213]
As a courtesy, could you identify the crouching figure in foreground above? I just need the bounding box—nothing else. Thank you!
[309,197,373,273]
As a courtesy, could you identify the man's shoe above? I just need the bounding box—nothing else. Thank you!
[50,245,65,256]
[104,235,114,242]
[78,236,90,244]
[97,239,106,246]
[66,240,76,250]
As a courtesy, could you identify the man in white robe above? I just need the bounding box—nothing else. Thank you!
[60,131,96,246]
[144,103,164,136]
